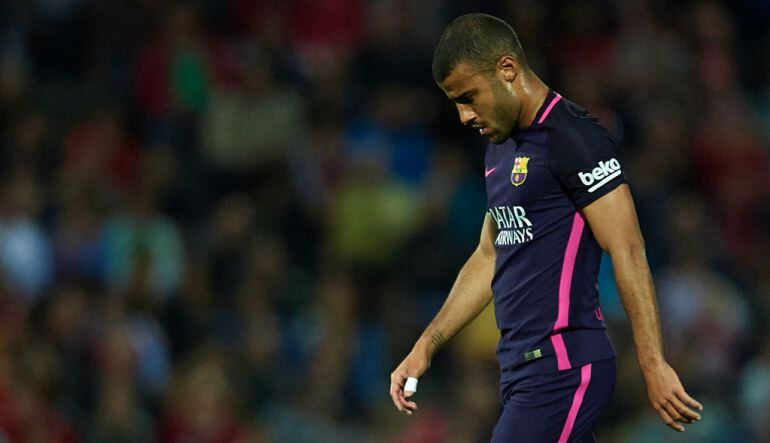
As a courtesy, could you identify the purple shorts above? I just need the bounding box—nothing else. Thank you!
[491,358,615,443]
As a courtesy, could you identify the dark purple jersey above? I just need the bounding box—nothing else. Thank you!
[485,91,625,390]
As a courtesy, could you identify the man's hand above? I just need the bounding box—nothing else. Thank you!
[642,360,703,432]
[390,349,431,415]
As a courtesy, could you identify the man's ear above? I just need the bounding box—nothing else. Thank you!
[497,55,519,83]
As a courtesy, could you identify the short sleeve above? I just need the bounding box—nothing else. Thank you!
[547,124,626,208]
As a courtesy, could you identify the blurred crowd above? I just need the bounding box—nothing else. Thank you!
[0,0,769,442]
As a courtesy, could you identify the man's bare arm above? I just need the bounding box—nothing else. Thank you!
[582,184,703,432]
[389,213,497,414]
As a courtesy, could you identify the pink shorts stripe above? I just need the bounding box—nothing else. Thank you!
[558,363,593,443]
[550,333,571,370]
[538,93,563,123]
[554,212,585,331]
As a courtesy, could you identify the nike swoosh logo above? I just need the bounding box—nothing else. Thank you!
[485,166,497,177]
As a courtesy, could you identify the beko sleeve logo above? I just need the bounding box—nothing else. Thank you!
[577,158,622,193]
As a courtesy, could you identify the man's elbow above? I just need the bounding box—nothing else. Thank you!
[604,238,646,260]
[476,242,497,262]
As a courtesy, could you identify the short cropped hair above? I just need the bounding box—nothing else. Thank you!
[432,13,527,83]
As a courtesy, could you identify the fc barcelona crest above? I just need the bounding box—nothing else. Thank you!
[511,156,530,186]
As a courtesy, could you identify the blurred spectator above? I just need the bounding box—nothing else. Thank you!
[738,336,770,441]
[86,378,154,443]
[0,167,53,301]
[201,50,307,173]
[655,195,752,394]
[102,154,185,300]
[134,2,211,118]
[62,106,140,196]
[52,183,105,282]
[690,98,770,269]
[344,83,434,186]
[157,348,247,443]
[162,261,217,361]
[1,107,55,177]
[0,2,32,108]
[327,156,419,266]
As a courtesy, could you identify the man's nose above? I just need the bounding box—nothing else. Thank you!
[457,104,476,126]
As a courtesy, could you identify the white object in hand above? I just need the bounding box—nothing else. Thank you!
[404,377,419,394]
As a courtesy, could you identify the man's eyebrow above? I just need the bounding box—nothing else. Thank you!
[451,89,477,102]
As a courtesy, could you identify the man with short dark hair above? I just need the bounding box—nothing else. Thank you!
[389,13,703,442]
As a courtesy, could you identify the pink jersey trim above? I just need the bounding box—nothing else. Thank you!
[551,333,571,370]
[554,212,585,331]
[537,93,563,124]
[558,363,593,443]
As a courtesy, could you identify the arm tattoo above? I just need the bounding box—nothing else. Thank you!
[430,331,448,349]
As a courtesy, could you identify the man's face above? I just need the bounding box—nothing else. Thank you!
[439,61,522,144]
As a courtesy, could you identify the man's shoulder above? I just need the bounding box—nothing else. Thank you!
[547,99,610,147]
[544,100,615,164]
[541,97,626,208]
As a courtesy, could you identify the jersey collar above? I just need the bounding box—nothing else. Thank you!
[514,90,561,134]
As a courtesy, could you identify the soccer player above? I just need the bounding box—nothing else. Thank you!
[389,13,703,442]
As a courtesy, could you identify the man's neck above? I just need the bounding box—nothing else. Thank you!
[517,72,550,128]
